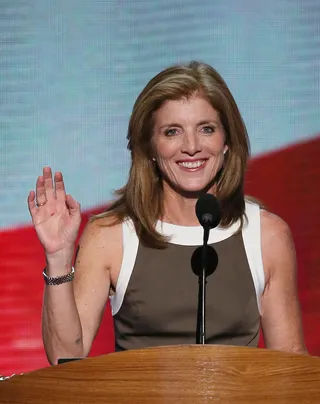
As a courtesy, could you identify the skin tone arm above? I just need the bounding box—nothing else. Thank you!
[71,218,121,359]
[260,210,308,354]
[28,167,120,365]
[42,219,117,364]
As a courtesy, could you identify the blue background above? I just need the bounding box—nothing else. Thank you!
[0,0,319,228]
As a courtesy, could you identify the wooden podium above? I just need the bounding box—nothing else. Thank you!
[1,345,319,403]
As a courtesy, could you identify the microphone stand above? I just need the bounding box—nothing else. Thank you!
[196,225,210,345]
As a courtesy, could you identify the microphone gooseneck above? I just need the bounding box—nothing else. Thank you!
[195,193,220,345]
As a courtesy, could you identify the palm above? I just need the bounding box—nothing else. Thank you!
[33,200,79,254]
[28,167,81,257]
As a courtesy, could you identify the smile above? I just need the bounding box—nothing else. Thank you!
[177,160,207,170]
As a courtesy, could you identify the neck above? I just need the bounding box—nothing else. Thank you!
[161,183,215,226]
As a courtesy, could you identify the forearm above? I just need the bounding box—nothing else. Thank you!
[42,281,84,365]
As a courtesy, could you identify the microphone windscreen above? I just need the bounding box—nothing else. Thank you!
[195,193,221,229]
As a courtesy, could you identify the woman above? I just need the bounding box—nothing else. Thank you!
[28,61,307,365]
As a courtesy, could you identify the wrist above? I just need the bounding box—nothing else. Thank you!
[45,248,75,276]
[43,266,75,286]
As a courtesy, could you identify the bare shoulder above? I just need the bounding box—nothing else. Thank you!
[260,209,296,283]
[76,214,123,272]
[260,210,295,254]
[80,214,122,244]
[79,215,122,247]
[260,209,294,241]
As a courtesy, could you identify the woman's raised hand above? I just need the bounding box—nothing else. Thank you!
[27,167,82,259]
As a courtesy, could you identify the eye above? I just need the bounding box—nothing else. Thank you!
[165,128,178,136]
[201,126,215,134]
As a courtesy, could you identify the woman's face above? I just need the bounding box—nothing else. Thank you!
[152,95,228,194]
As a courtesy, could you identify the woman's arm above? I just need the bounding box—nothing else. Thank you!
[260,210,307,354]
[42,217,121,364]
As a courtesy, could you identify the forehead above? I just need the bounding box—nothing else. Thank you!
[153,96,220,124]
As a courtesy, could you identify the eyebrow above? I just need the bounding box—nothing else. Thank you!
[158,120,220,130]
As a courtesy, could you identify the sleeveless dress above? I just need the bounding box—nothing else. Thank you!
[110,200,265,351]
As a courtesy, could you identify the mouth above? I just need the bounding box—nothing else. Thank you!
[177,159,207,171]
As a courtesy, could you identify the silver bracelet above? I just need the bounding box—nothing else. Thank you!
[43,266,75,285]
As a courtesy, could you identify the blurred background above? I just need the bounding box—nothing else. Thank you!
[0,0,319,375]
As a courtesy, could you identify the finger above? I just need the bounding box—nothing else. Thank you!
[27,190,37,217]
[54,171,66,201]
[36,175,47,205]
[43,166,55,200]
[66,194,81,218]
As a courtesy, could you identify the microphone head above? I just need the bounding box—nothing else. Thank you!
[195,193,221,229]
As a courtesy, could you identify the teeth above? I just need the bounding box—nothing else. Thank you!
[178,160,205,168]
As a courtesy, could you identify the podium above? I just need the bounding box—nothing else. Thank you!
[1,345,320,403]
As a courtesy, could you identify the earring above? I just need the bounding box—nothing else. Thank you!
[223,149,228,155]
[152,157,156,162]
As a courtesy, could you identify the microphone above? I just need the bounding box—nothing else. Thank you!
[195,193,221,345]
[196,193,220,234]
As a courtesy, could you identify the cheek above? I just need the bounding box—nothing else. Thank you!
[154,140,178,160]
[204,135,226,152]
[157,156,176,174]
[154,145,178,176]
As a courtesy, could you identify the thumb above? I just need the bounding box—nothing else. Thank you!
[66,194,81,217]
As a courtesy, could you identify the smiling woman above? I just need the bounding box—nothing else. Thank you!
[28,61,307,365]
[152,96,228,209]
[99,61,251,246]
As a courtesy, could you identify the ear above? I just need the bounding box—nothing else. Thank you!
[223,145,229,155]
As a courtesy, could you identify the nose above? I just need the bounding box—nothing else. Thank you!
[181,130,202,155]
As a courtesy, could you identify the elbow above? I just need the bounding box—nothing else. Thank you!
[290,346,309,356]
[46,351,86,366]
[45,351,60,366]
[44,340,85,366]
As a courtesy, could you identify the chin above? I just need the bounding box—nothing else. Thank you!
[163,175,215,196]
[173,181,212,195]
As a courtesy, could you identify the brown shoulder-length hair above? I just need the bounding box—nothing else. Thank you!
[91,61,250,248]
